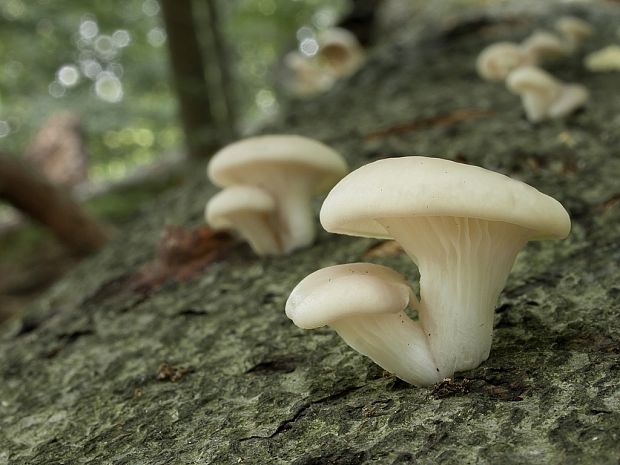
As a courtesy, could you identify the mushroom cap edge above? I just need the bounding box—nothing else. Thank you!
[285,263,412,329]
[207,135,348,192]
[320,156,571,241]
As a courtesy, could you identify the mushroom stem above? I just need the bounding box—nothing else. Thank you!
[275,182,316,253]
[379,216,529,377]
[331,312,443,386]
[233,213,282,255]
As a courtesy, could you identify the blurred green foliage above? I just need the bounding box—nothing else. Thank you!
[0,0,347,182]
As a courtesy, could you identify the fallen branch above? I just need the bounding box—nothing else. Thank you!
[364,108,493,140]
[0,152,109,256]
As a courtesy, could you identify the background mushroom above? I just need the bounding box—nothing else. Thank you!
[554,16,592,52]
[286,263,442,386]
[207,135,348,253]
[320,156,570,378]
[521,31,567,62]
[476,42,535,81]
[283,51,336,98]
[318,27,365,78]
[205,185,280,255]
[506,66,589,122]
[584,45,620,72]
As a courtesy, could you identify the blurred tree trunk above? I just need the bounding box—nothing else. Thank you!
[161,0,220,158]
[338,0,383,46]
[204,0,237,140]
[0,153,109,256]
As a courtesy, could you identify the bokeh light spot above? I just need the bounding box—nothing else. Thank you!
[142,0,160,17]
[57,65,80,87]
[112,30,131,48]
[95,35,117,59]
[299,38,319,56]
[147,27,166,47]
[80,59,102,79]
[255,89,275,109]
[258,0,276,16]
[296,26,314,41]
[95,72,123,103]
[0,121,10,138]
[48,81,66,98]
[312,7,337,28]
[79,19,98,40]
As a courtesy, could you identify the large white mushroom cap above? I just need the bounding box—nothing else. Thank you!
[208,135,347,192]
[321,156,571,241]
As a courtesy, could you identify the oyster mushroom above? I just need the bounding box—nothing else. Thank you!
[506,66,589,122]
[208,135,347,253]
[286,263,441,386]
[318,28,365,78]
[319,156,570,377]
[205,185,280,255]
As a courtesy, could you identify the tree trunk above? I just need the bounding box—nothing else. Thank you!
[205,0,237,140]
[0,153,108,256]
[161,0,219,158]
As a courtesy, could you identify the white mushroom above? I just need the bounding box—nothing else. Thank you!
[205,185,280,255]
[584,45,620,72]
[286,263,442,386]
[208,135,347,254]
[555,16,592,52]
[476,42,535,81]
[318,28,365,78]
[521,31,568,62]
[283,51,335,98]
[320,156,570,378]
[506,66,589,122]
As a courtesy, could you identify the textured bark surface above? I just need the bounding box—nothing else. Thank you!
[2,4,620,464]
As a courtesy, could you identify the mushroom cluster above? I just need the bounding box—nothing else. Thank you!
[205,135,347,255]
[476,16,592,121]
[286,157,571,386]
[284,27,365,98]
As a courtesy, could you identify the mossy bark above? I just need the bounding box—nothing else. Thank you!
[2,3,620,464]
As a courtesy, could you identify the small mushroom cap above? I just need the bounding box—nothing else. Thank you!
[318,27,362,54]
[555,16,592,42]
[320,156,571,240]
[521,31,567,60]
[286,263,412,329]
[283,51,336,95]
[476,42,533,81]
[207,135,347,192]
[506,65,560,94]
[205,185,275,229]
[584,45,620,72]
